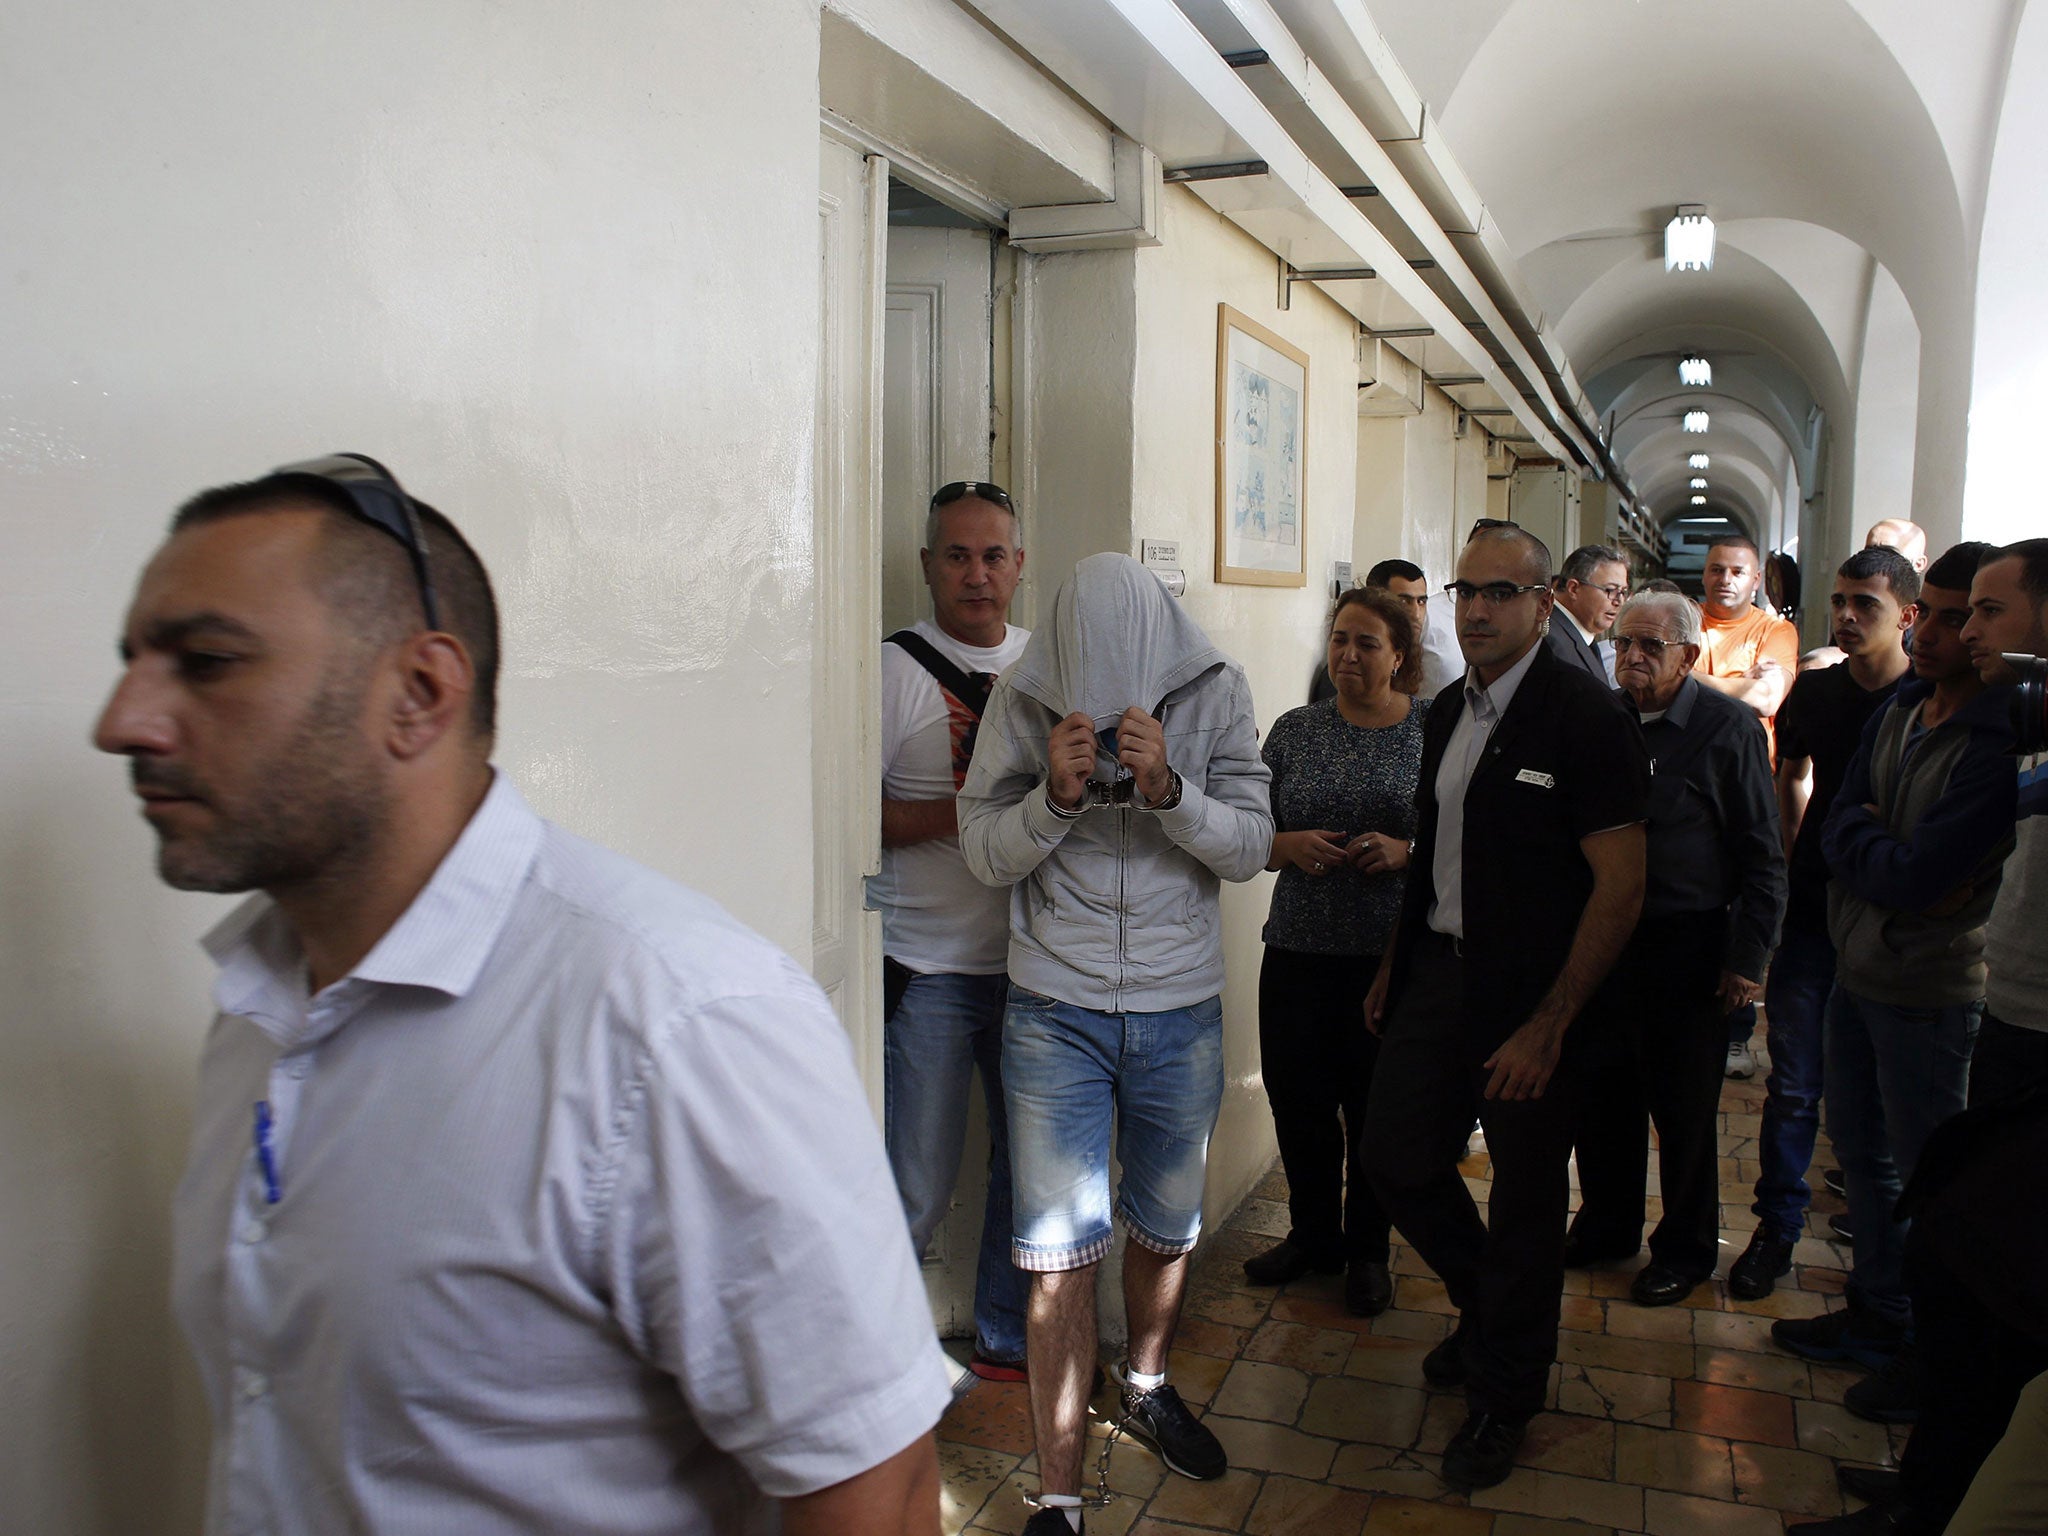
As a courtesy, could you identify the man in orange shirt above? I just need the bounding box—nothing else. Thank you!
[1692,533,1800,1080]
[1693,534,1799,760]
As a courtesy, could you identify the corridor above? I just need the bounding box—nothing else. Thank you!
[936,1064,1885,1535]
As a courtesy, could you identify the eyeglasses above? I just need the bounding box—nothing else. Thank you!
[930,480,1015,511]
[1446,580,1547,605]
[1580,582,1629,600]
[1467,517,1520,538]
[1612,634,1676,658]
[272,452,441,631]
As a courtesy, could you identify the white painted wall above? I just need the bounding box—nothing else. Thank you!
[1851,262,1922,540]
[1128,187,1367,1225]
[1354,392,1491,592]
[1,1,824,1529]
[1964,0,2048,548]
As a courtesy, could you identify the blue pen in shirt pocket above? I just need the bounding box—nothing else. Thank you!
[253,1100,283,1204]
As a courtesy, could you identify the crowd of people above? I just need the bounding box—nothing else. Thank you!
[101,456,2046,1534]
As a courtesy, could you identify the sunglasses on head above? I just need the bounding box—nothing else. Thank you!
[271,453,441,631]
[929,480,1015,512]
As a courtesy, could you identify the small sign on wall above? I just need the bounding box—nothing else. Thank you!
[1141,538,1187,598]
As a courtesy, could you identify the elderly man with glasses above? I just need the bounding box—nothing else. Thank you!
[1358,524,1648,1492]
[1566,591,1787,1307]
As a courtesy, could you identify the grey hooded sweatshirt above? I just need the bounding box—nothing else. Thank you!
[958,554,1273,1012]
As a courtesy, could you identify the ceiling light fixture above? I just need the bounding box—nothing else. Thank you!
[1679,356,1712,387]
[1689,453,1710,469]
[1684,410,1710,433]
[1690,477,1708,490]
[1666,205,1715,272]
[1691,495,1708,505]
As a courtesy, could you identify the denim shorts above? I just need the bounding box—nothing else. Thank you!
[1001,987,1225,1271]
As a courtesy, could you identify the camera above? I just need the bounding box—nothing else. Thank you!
[2007,653,2048,755]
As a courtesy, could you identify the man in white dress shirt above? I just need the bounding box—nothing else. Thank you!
[93,455,951,1536]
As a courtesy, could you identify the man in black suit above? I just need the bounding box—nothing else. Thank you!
[1545,544,1628,683]
[1360,525,1649,1492]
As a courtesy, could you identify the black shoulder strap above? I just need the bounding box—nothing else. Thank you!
[886,630,994,719]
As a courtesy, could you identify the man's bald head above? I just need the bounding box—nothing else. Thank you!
[1465,523,1553,586]
[1864,519,1928,574]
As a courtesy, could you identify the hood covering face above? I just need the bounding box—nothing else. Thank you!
[1009,553,1226,727]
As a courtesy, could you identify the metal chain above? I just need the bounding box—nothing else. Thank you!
[1023,1381,1149,1515]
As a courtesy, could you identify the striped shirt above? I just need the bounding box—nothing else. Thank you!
[172,772,951,1535]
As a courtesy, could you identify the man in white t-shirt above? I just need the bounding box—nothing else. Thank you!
[869,481,1033,1380]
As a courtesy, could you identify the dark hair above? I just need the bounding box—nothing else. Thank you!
[1332,586,1424,695]
[172,474,501,739]
[1706,533,1761,562]
[1924,541,1998,593]
[1466,523,1553,584]
[1836,546,1920,606]
[1987,538,2048,606]
[1560,544,1625,586]
[1364,557,1424,589]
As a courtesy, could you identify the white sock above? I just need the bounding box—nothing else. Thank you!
[1123,1363,1166,1392]
[1038,1491,1083,1531]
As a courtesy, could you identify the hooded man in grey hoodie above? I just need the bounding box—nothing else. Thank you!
[959,554,1272,1532]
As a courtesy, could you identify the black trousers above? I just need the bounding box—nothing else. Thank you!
[1361,935,1584,1420]
[1257,946,1392,1266]
[1899,1233,2048,1525]
[1569,913,1730,1278]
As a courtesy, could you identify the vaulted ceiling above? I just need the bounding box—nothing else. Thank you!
[1364,0,2021,555]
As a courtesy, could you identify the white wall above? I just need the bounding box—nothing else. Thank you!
[1128,187,1367,1226]
[1355,392,1491,591]
[1964,0,2048,548]
[1850,262,1922,540]
[1,1,824,1529]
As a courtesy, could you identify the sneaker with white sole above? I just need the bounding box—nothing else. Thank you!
[1117,1376,1227,1480]
[1726,1040,1758,1079]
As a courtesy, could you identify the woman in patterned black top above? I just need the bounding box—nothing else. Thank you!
[1243,587,1431,1316]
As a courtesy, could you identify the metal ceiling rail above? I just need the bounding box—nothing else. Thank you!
[973,0,1572,461]
[1175,0,1602,468]
[1252,0,1637,491]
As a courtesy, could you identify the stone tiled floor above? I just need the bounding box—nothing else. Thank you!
[935,1064,1904,1535]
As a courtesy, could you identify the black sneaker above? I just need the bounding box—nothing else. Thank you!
[1844,1345,1919,1424]
[1830,1213,1855,1243]
[1824,1167,1848,1197]
[1728,1231,1797,1301]
[1441,1411,1528,1491]
[1022,1507,1081,1535]
[1242,1238,1344,1285]
[1345,1260,1393,1317]
[1119,1380,1227,1480]
[1773,1305,1906,1371]
[1422,1320,1472,1388]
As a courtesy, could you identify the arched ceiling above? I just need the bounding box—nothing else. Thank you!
[1351,0,2012,562]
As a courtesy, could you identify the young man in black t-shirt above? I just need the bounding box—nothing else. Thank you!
[1730,547,1917,1299]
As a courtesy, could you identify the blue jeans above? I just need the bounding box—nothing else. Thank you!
[884,969,1028,1360]
[1823,984,1980,1327]
[1751,927,1837,1242]
[1002,988,1225,1272]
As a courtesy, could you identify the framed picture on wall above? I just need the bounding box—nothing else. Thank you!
[1215,303,1309,587]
